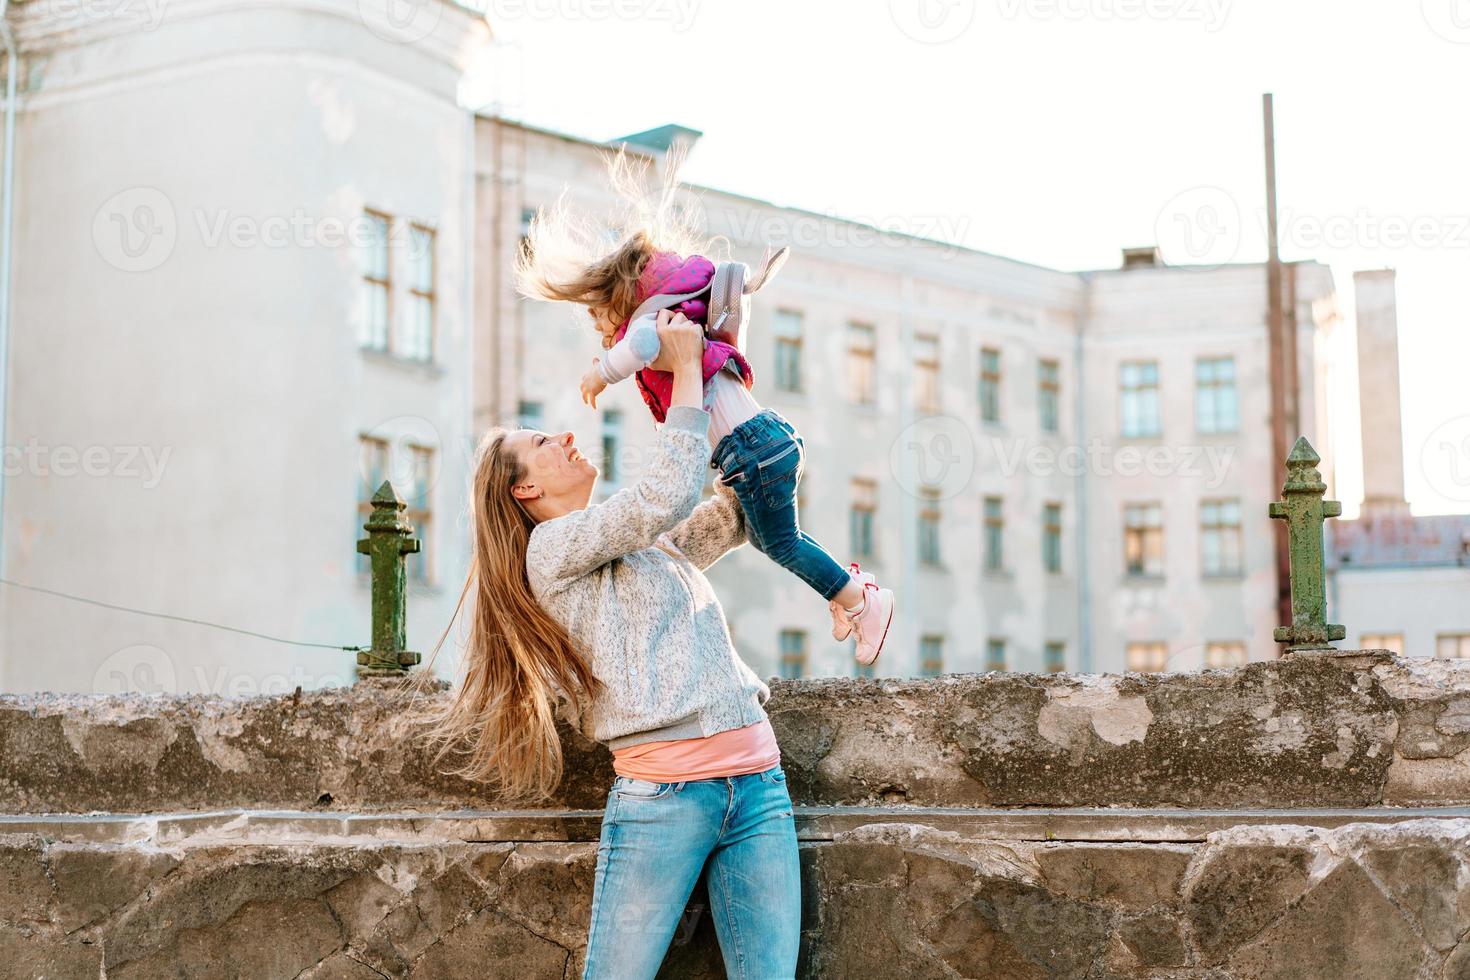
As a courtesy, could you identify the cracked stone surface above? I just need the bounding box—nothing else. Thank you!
[0,819,1466,978]
[6,649,1467,813]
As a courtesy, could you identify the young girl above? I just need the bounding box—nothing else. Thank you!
[514,156,895,666]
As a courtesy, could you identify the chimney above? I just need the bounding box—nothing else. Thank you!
[1353,269,1409,515]
[1121,246,1162,270]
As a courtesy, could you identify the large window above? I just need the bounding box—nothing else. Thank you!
[1200,499,1243,576]
[850,478,877,561]
[1126,642,1169,672]
[985,638,1007,672]
[983,496,1004,572]
[1038,358,1060,432]
[1205,641,1247,668]
[1196,356,1238,434]
[405,444,434,585]
[1043,502,1062,573]
[1124,503,1164,577]
[1044,642,1066,673]
[848,322,876,405]
[1437,634,1470,660]
[920,635,944,676]
[779,629,808,678]
[979,347,1001,422]
[1120,361,1161,437]
[915,334,941,413]
[772,310,803,392]
[1361,633,1405,655]
[402,224,435,362]
[360,210,391,352]
[356,435,390,576]
[918,489,942,566]
[518,401,543,430]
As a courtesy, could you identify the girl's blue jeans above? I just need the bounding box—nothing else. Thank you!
[582,764,802,979]
[711,409,852,602]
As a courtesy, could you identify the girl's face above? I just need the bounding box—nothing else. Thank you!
[587,305,619,350]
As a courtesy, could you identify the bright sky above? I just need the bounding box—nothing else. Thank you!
[479,0,1470,517]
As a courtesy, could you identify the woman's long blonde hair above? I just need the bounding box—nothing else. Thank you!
[398,146,725,803]
[514,144,725,347]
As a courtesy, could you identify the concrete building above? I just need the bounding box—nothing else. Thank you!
[473,117,1351,680]
[0,0,492,693]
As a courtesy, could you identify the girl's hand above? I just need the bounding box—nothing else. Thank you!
[580,361,607,409]
[650,310,704,377]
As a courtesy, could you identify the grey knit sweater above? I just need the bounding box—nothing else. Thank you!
[526,405,771,751]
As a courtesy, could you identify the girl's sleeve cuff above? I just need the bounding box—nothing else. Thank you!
[663,405,711,436]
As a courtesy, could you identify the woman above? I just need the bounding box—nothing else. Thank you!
[414,310,802,979]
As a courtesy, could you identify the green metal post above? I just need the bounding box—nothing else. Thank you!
[1268,436,1346,652]
[356,480,421,672]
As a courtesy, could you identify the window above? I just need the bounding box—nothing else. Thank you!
[1038,359,1060,432]
[1436,634,1470,660]
[850,478,877,560]
[848,322,876,405]
[920,635,944,676]
[772,310,803,392]
[1044,642,1066,673]
[854,660,875,679]
[1123,503,1164,577]
[402,224,435,361]
[517,401,543,430]
[405,444,434,585]
[1043,502,1062,574]
[983,496,1004,572]
[360,210,391,352]
[601,410,623,489]
[979,347,1001,422]
[1361,633,1405,655]
[356,435,390,576]
[1126,642,1169,672]
[1205,641,1248,668]
[915,334,940,413]
[1196,356,1238,434]
[1201,499,1243,576]
[779,629,808,678]
[1120,361,1161,438]
[985,638,1006,672]
[918,488,942,565]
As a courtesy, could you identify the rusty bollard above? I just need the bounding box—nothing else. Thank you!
[1269,436,1346,652]
[357,481,421,673]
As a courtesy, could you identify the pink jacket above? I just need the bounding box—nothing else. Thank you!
[613,252,753,424]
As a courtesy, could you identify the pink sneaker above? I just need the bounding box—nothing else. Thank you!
[829,562,875,641]
[851,581,894,667]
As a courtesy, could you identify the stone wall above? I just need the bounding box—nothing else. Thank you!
[2,649,1469,978]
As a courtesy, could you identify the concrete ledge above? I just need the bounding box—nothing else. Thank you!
[1,816,1467,977]
[3,649,1469,813]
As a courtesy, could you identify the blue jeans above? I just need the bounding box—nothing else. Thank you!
[583,764,802,979]
[712,409,852,602]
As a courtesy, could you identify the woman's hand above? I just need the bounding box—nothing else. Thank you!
[650,310,706,410]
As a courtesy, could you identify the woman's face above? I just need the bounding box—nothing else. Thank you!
[506,427,598,516]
